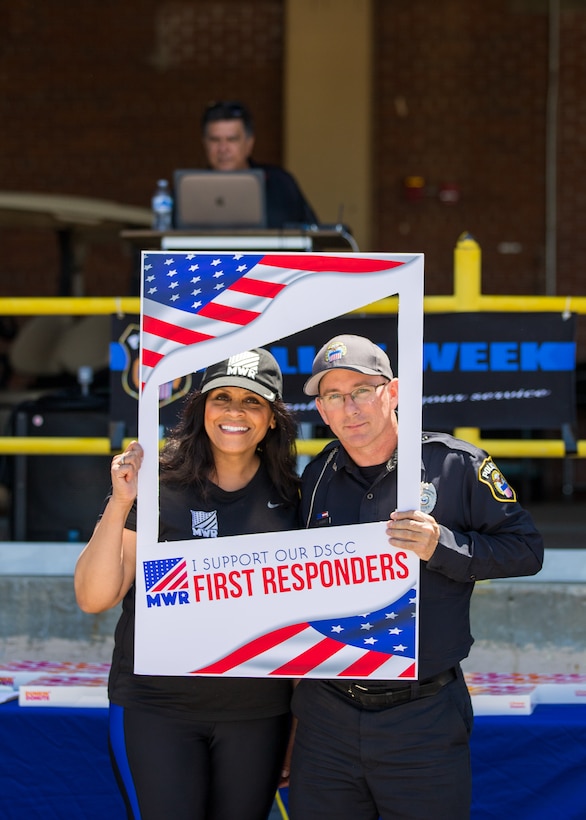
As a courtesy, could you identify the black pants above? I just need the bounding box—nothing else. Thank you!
[109,703,290,820]
[289,667,473,820]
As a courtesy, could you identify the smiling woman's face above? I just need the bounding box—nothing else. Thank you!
[204,385,275,460]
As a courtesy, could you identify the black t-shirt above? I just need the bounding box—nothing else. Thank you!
[108,463,297,720]
[250,160,317,228]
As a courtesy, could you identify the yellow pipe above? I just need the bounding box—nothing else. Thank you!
[425,294,586,313]
[0,435,583,459]
[353,286,584,318]
[453,428,586,458]
[296,438,335,456]
[0,437,134,455]
[0,297,140,315]
[356,295,586,314]
[0,437,334,457]
[1,294,582,317]
[453,232,482,310]
[0,289,585,321]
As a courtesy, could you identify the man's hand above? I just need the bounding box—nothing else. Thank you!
[386,509,440,561]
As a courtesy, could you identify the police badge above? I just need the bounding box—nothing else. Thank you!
[420,481,437,514]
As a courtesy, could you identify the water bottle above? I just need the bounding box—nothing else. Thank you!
[151,179,173,231]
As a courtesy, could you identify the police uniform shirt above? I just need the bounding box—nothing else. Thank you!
[300,431,544,680]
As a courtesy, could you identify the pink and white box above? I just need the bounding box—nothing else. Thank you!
[0,660,110,689]
[465,672,586,707]
[465,681,537,715]
[19,673,109,708]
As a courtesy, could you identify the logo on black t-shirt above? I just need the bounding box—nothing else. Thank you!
[191,509,218,537]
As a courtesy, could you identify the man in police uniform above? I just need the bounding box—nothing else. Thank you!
[289,334,544,820]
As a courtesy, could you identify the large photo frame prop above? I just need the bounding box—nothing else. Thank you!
[135,251,424,679]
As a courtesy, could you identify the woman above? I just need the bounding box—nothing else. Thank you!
[74,348,299,820]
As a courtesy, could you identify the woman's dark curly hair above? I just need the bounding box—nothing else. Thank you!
[159,390,300,506]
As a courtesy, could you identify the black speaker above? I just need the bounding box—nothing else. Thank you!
[11,391,112,542]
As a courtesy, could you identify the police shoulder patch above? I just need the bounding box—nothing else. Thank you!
[478,457,517,502]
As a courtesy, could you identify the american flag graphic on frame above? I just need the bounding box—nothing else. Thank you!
[140,252,406,387]
[143,557,189,594]
[134,250,425,679]
[191,585,417,679]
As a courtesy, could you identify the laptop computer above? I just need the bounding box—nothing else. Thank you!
[173,169,267,230]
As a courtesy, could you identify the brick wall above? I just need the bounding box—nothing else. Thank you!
[1,1,585,299]
[556,7,586,297]
[373,0,586,304]
[0,0,285,297]
[374,0,549,295]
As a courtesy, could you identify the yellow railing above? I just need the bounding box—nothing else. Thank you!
[0,297,140,316]
[363,235,586,316]
[0,437,122,456]
[1,232,584,458]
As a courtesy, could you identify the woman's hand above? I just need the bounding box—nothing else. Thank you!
[74,441,143,613]
[111,441,144,503]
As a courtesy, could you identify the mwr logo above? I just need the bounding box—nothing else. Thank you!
[226,350,260,379]
[144,557,191,607]
[478,457,516,502]
[191,509,218,538]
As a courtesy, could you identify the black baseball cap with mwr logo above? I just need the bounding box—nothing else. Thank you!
[199,348,282,402]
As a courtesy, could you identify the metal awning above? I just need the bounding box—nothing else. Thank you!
[0,191,151,233]
[0,191,151,295]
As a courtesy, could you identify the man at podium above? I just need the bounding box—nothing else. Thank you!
[201,100,318,229]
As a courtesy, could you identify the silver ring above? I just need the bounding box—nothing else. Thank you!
[119,456,125,466]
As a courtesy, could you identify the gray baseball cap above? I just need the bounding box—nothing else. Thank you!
[200,348,282,402]
[303,334,393,396]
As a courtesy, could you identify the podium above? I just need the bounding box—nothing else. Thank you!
[121,228,358,295]
[120,226,359,254]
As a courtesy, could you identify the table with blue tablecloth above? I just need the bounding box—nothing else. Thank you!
[1,700,585,819]
[0,700,122,819]
[469,704,586,819]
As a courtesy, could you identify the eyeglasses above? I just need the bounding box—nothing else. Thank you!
[317,382,388,409]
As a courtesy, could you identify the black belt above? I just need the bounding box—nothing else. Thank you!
[327,668,457,711]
